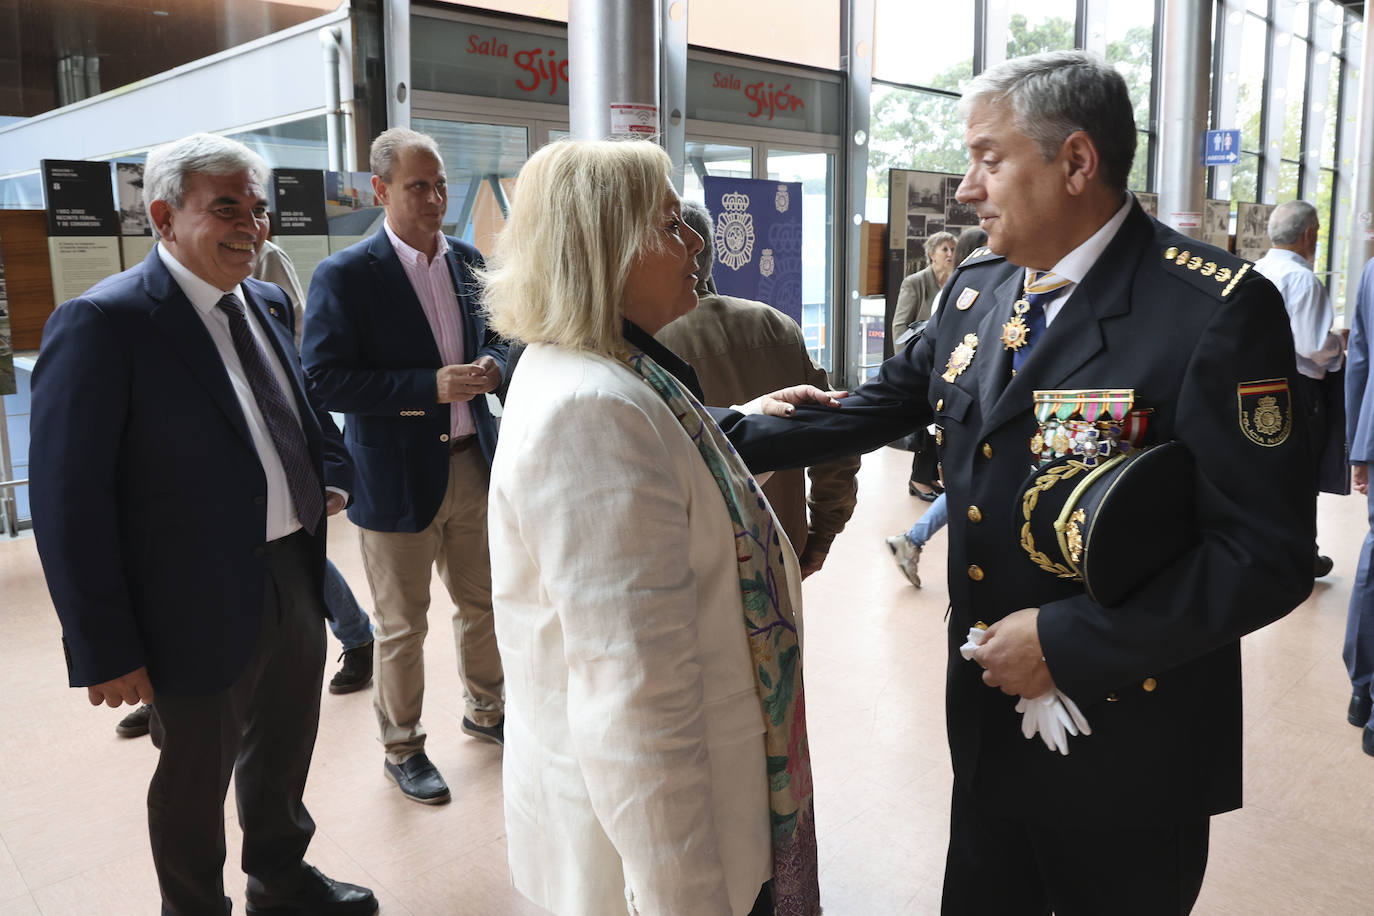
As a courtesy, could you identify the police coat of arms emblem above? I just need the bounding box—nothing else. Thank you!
[759,248,775,277]
[775,184,790,213]
[714,191,755,271]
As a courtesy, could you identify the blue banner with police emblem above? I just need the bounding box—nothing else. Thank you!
[703,176,803,325]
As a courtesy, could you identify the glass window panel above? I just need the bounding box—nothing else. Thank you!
[688,0,840,71]
[1294,2,1310,39]
[1246,0,1268,15]
[682,142,753,209]
[1277,159,1300,201]
[1236,14,1266,157]
[1278,37,1308,162]
[1321,56,1339,168]
[866,84,965,221]
[225,116,329,170]
[1315,166,1334,278]
[873,0,973,90]
[1004,1,1077,59]
[1232,151,1259,203]
[433,0,568,21]
[1102,0,1156,123]
[0,172,43,209]
[1128,130,1150,192]
[413,118,529,254]
[767,149,834,371]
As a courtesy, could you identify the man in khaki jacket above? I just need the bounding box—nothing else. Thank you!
[658,201,859,576]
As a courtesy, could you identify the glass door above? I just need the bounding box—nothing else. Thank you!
[413,117,529,254]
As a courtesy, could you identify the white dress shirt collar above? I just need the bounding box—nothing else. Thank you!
[1033,193,1135,287]
[155,242,248,316]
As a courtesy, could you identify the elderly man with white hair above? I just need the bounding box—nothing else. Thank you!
[1253,199,1344,577]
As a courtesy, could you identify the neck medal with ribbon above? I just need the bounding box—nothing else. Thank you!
[1001,270,1071,352]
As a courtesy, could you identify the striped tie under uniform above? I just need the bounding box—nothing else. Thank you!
[217,293,324,535]
[1011,270,1072,373]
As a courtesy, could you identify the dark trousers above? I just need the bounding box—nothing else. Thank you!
[147,530,327,916]
[941,784,1209,915]
[1293,374,1327,488]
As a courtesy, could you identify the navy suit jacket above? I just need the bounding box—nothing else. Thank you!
[1346,258,1374,464]
[29,246,352,696]
[302,228,506,533]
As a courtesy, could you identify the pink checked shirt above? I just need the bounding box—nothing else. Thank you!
[384,220,476,439]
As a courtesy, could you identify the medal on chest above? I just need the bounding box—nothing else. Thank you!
[942,333,979,383]
[1001,298,1032,352]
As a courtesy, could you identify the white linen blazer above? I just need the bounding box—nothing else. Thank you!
[489,343,801,916]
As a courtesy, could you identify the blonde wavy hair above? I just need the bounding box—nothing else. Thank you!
[480,139,673,358]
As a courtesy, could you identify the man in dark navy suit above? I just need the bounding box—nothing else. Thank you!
[303,128,507,806]
[29,133,376,916]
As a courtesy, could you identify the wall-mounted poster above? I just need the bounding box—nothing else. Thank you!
[116,162,156,268]
[884,168,970,357]
[1236,202,1273,263]
[0,240,13,396]
[1202,199,1232,252]
[325,171,383,254]
[702,176,804,325]
[41,159,122,307]
[271,169,330,295]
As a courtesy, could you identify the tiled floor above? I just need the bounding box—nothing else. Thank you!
[1,445,1371,914]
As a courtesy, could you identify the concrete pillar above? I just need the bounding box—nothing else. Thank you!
[382,0,410,129]
[1154,0,1212,236]
[568,0,660,141]
[1347,19,1374,289]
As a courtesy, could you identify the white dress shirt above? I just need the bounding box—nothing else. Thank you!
[1253,247,1345,379]
[158,244,304,540]
[384,220,476,439]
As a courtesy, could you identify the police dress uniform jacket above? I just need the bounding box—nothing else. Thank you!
[489,338,788,916]
[656,293,859,555]
[719,201,1314,823]
[30,246,352,695]
[301,228,507,533]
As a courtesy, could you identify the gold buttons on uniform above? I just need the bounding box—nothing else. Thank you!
[982,443,993,459]
[937,398,945,410]
[967,565,984,581]
[967,506,983,523]
[1142,677,1158,693]
[440,433,450,442]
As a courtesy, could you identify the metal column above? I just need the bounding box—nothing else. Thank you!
[383,0,411,129]
[840,0,875,389]
[1347,14,1374,289]
[568,0,660,141]
[1154,0,1212,236]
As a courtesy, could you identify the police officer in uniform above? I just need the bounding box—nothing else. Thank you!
[719,51,1314,913]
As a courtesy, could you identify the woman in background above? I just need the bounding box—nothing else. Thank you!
[480,139,823,916]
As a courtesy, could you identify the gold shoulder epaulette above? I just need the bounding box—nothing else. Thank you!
[1159,242,1252,300]
[957,246,1003,269]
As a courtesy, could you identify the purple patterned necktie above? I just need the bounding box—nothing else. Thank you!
[217,293,323,534]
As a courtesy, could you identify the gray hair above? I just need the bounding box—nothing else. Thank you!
[682,200,714,290]
[959,50,1137,193]
[370,127,443,182]
[923,231,957,258]
[1267,200,1319,245]
[143,133,270,238]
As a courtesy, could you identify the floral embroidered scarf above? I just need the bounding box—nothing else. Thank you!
[624,349,821,916]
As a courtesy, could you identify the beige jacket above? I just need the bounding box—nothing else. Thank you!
[489,343,788,915]
[658,294,859,555]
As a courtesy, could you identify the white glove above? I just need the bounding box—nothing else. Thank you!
[962,626,1091,755]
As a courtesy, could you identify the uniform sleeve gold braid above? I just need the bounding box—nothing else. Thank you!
[1019,462,1087,580]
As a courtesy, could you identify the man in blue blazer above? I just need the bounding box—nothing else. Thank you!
[303,128,507,805]
[1344,255,1374,754]
[29,133,376,916]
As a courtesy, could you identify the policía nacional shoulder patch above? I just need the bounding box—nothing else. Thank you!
[1237,378,1292,447]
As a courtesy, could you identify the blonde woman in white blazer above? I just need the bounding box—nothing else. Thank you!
[480,140,827,916]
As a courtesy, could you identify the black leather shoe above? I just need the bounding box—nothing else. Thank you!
[246,863,377,915]
[907,481,940,502]
[1349,693,1372,728]
[1364,724,1374,758]
[328,641,373,695]
[1315,554,1335,578]
[384,752,450,804]
[115,704,152,738]
[461,716,504,746]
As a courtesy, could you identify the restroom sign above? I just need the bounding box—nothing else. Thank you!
[1204,130,1240,166]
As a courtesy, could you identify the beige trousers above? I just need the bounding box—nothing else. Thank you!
[359,446,504,764]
